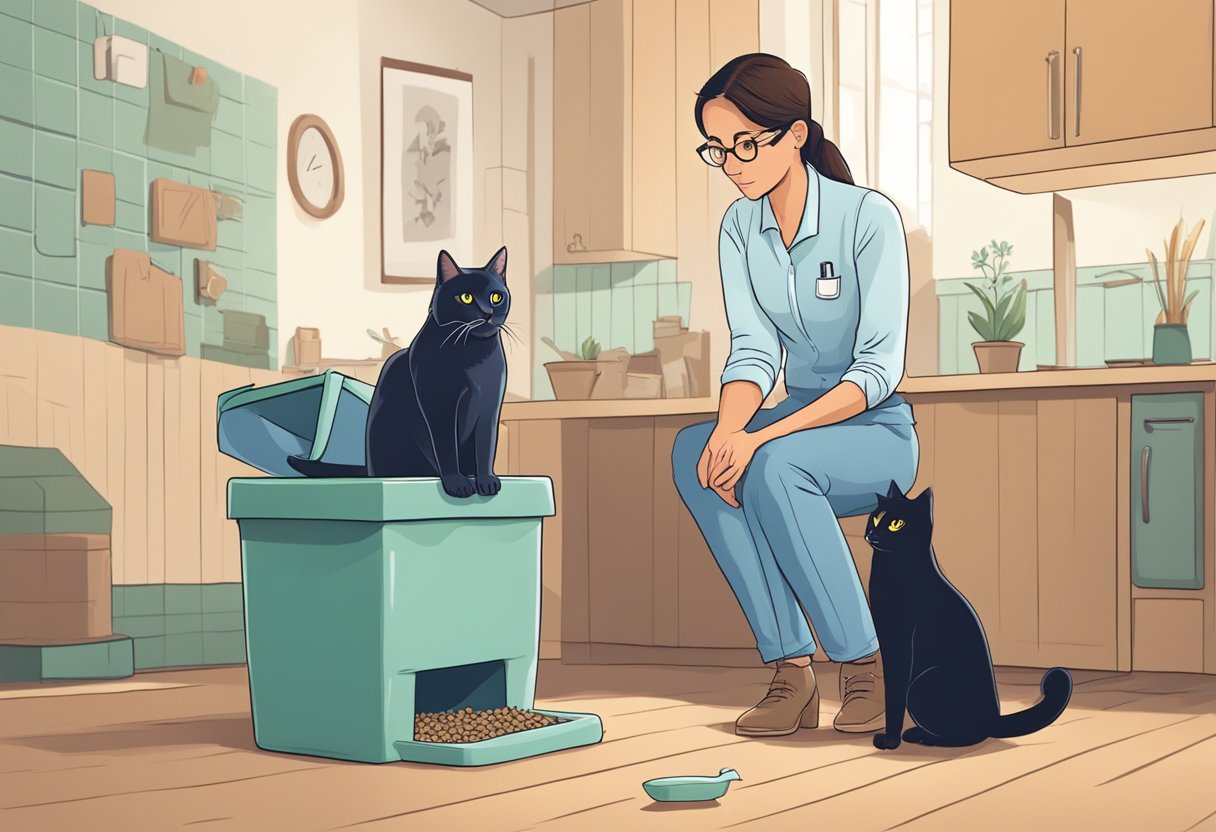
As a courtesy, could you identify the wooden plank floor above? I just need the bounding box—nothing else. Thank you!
[2,661,1215,831]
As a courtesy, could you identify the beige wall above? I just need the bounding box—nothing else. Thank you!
[931,0,1216,276]
[97,0,544,397]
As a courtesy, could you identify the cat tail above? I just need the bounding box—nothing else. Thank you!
[990,667,1074,738]
[285,456,367,477]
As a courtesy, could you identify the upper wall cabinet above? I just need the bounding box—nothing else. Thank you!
[554,0,677,263]
[949,0,1216,193]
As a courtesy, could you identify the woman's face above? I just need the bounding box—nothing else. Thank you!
[700,97,805,201]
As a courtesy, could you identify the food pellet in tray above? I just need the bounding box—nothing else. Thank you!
[413,706,568,743]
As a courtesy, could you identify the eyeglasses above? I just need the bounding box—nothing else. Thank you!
[696,125,791,167]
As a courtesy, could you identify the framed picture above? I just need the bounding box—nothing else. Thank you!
[380,58,474,284]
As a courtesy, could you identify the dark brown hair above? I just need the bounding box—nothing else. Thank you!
[695,53,853,185]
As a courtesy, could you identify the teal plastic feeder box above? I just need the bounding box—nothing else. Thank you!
[227,476,603,766]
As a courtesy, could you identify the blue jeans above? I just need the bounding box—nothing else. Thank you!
[672,392,918,664]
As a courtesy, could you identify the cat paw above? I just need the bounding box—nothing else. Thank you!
[441,474,476,498]
[474,474,502,496]
[873,733,902,751]
[902,727,931,745]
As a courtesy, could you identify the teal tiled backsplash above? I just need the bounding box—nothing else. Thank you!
[533,259,692,398]
[938,260,1215,373]
[112,583,246,669]
[0,2,278,367]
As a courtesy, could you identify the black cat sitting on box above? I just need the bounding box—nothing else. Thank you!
[866,482,1073,749]
[288,248,512,499]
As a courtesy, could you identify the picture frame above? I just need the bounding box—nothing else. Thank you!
[380,58,474,285]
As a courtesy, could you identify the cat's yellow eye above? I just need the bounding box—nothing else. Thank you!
[872,510,886,526]
[459,292,474,304]
[888,518,906,532]
[490,292,503,304]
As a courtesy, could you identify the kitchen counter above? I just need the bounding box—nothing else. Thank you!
[502,366,1216,675]
[502,364,1216,420]
[900,363,1216,394]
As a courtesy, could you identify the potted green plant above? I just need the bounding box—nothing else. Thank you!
[543,336,602,400]
[965,240,1028,373]
[1147,217,1206,365]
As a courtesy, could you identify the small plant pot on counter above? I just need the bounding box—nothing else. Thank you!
[963,240,1027,375]
[544,361,600,400]
[972,341,1024,373]
[1152,324,1192,366]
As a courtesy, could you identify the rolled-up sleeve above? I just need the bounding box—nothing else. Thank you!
[718,208,782,399]
[841,191,909,408]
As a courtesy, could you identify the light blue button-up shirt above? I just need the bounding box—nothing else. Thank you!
[718,163,910,422]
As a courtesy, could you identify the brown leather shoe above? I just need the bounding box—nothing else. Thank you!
[833,652,885,733]
[735,662,821,737]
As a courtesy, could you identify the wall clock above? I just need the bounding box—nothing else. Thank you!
[287,114,345,219]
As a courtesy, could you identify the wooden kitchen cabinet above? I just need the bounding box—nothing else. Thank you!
[1131,393,1204,589]
[950,0,1216,192]
[948,0,1066,162]
[553,0,677,263]
[1065,0,1214,145]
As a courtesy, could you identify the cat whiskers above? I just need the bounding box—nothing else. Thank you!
[441,320,479,348]
[458,320,485,347]
[499,323,524,350]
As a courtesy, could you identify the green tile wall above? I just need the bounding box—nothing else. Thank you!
[112,583,246,669]
[0,2,278,368]
[534,259,689,399]
[937,260,1215,374]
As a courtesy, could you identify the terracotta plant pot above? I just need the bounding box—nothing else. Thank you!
[972,341,1024,373]
[545,361,601,400]
[1151,324,1192,366]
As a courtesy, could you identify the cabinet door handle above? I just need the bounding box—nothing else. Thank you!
[1140,445,1151,524]
[1046,51,1060,140]
[1073,46,1083,136]
[1144,416,1195,431]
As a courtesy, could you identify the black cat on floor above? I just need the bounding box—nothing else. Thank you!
[866,482,1073,749]
[287,248,512,498]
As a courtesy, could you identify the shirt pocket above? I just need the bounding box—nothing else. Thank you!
[797,269,857,358]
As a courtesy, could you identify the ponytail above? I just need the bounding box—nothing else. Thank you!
[801,119,854,185]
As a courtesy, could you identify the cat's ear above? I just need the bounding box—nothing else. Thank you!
[886,480,902,499]
[437,250,462,283]
[916,487,934,520]
[484,246,508,281]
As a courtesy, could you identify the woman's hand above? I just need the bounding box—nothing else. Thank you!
[707,429,764,493]
[698,428,741,507]
[698,427,764,505]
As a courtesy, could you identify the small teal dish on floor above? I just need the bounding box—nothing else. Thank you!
[642,768,741,802]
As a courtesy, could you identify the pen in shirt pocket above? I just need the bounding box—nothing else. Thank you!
[816,261,841,299]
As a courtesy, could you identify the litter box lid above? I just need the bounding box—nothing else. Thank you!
[227,476,556,522]
[0,446,112,536]
[216,370,374,477]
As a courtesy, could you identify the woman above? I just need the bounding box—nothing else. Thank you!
[672,53,918,737]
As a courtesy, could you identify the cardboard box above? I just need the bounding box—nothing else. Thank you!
[589,349,630,400]
[0,601,109,641]
[623,372,663,399]
[653,330,710,397]
[0,533,112,641]
[293,327,322,368]
[0,534,111,605]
